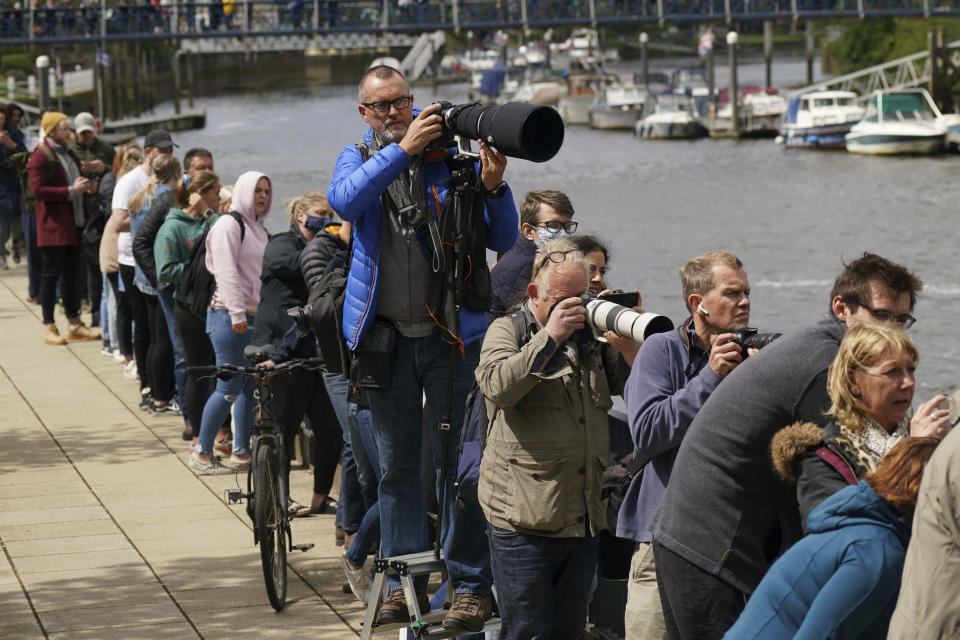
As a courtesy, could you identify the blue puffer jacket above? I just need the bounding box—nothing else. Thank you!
[724,481,909,640]
[328,126,518,350]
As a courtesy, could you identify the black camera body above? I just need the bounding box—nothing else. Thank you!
[732,327,782,357]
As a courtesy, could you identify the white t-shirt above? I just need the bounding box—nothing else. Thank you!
[113,166,150,267]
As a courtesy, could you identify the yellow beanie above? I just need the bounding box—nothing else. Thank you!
[40,111,67,136]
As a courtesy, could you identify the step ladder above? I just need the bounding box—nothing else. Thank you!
[359,550,501,639]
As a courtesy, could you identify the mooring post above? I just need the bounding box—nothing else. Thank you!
[172,50,182,115]
[763,19,772,88]
[707,39,716,115]
[186,50,195,109]
[639,32,649,88]
[727,30,738,138]
[36,55,50,112]
[805,20,814,85]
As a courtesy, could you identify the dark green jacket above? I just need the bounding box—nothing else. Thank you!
[154,207,218,302]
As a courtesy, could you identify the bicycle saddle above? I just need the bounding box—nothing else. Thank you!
[243,344,275,363]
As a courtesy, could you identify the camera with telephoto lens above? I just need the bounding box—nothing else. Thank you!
[574,292,674,345]
[732,327,782,358]
[429,101,565,162]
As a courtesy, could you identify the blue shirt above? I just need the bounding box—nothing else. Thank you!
[616,319,722,541]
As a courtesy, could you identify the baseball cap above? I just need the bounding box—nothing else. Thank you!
[74,112,96,134]
[144,129,178,149]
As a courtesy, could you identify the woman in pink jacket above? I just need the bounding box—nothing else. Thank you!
[190,171,271,475]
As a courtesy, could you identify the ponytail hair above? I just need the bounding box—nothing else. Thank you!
[175,169,220,208]
[128,154,181,215]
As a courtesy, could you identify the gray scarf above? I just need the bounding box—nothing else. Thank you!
[47,140,85,228]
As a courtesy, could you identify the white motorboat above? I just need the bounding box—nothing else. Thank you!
[588,84,648,130]
[778,90,864,150]
[846,89,947,155]
[635,94,701,139]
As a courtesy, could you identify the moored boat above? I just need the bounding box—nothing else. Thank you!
[845,89,946,155]
[588,84,648,130]
[778,90,863,150]
[635,94,700,139]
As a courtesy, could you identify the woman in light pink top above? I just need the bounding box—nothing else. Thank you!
[190,171,271,475]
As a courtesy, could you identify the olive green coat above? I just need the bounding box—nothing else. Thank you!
[476,306,622,538]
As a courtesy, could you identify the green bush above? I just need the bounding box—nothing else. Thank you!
[1,52,35,75]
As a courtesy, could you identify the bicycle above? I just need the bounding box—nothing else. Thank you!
[188,346,324,610]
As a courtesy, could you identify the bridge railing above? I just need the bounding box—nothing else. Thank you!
[1,0,958,45]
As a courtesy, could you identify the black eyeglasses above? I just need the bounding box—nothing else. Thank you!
[361,95,412,114]
[857,302,916,329]
[534,220,578,234]
[533,249,583,278]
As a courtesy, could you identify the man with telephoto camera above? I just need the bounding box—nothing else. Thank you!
[649,252,923,640]
[326,65,519,631]
[475,237,626,639]
[617,250,752,639]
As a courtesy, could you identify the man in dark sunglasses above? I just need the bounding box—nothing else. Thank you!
[328,64,519,632]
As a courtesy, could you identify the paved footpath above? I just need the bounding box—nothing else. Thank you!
[0,263,369,639]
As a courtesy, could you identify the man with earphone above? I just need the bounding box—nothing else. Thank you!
[618,250,751,640]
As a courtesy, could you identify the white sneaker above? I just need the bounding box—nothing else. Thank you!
[189,453,235,475]
[123,360,138,379]
[340,555,372,602]
[112,349,124,362]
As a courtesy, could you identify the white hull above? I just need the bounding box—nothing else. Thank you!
[636,120,699,139]
[558,94,595,125]
[845,135,944,155]
[589,108,642,130]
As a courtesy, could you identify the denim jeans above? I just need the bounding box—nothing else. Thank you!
[365,332,489,594]
[488,526,599,640]
[158,287,188,421]
[22,211,42,298]
[345,406,382,568]
[198,309,255,456]
[322,372,369,532]
[102,273,118,350]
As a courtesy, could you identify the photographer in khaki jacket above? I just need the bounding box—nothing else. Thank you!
[476,237,624,640]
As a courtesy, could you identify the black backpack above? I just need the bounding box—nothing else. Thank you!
[180,211,244,320]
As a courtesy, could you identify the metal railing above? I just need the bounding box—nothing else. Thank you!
[0,0,957,46]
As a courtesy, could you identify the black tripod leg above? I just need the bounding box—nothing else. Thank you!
[434,341,458,560]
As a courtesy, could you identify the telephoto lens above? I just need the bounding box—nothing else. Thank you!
[437,101,565,162]
[580,294,674,344]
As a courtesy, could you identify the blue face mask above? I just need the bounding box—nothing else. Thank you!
[303,215,331,234]
[535,226,571,246]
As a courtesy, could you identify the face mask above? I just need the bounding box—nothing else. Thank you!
[535,226,571,246]
[303,215,331,234]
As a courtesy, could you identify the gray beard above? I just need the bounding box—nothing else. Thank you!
[375,123,407,145]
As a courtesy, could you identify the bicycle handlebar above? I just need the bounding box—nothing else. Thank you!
[186,357,326,379]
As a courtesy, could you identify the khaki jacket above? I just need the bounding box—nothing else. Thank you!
[887,427,960,639]
[476,307,622,538]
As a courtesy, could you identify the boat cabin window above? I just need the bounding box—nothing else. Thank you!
[813,98,835,107]
[863,100,879,122]
[837,97,855,106]
[799,98,810,111]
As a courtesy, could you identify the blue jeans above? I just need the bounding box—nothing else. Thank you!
[23,210,42,298]
[365,332,489,594]
[158,287,188,422]
[488,527,599,640]
[198,309,254,456]
[322,372,370,532]
[345,405,382,568]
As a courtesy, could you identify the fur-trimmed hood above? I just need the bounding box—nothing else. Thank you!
[771,422,824,483]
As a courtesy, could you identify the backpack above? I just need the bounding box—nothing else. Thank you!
[12,145,56,216]
[179,211,244,320]
[304,249,351,375]
[455,310,529,509]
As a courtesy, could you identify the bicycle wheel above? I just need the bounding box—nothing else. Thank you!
[254,440,287,610]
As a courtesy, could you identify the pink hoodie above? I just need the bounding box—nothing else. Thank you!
[206,171,271,324]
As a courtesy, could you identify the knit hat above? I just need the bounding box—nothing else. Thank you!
[41,111,68,136]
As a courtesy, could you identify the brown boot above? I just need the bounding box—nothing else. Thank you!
[442,592,493,632]
[45,325,66,345]
[375,588,431,625]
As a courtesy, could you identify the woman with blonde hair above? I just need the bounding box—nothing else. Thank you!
[726,436,940,639]
[772,322,950,528]
[127,154,182,415]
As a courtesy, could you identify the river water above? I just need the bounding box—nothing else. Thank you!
[165,53,959,396]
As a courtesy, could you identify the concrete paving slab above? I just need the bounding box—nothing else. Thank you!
[47,621,199,640]
[39,601,185,634]
[111,504,236,526]
[0,479,89,499]
[174,581,321,612]
[122,517,242,541]
[0,505,109,527]
[4,533,131,558]
[27,582,171,612]
[14,548,144,574]
[0,519,118,542]
[17,563,158,592]
[0,492,100,513]
[0,616,47,640]
[0,468,78,487]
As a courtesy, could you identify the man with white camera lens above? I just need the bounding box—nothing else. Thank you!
[618,250,750,639]
[476,237,625,639]
[327,65,518,631]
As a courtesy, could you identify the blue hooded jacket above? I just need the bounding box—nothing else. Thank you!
[328,124,518,349]
[724,481,909,640]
